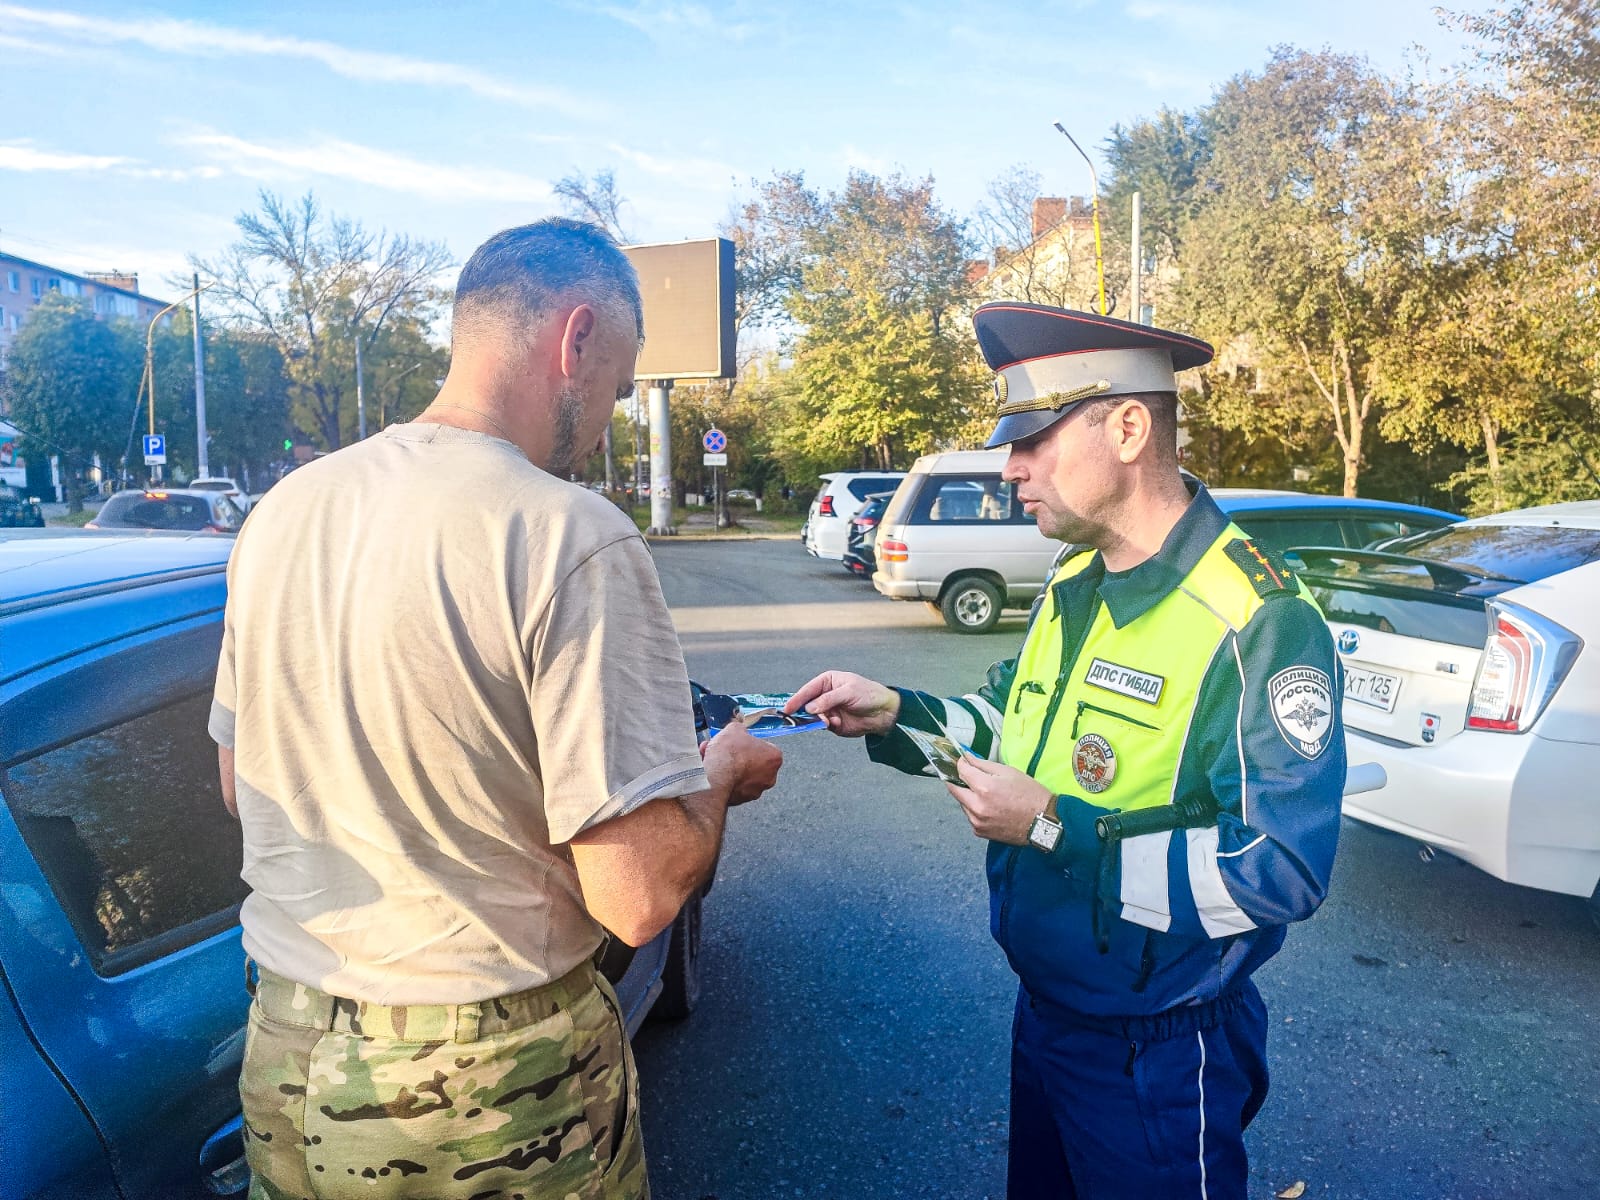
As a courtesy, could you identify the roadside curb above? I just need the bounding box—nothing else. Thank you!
[644,531,798,543]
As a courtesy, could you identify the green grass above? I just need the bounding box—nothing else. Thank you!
[623,504,807,535]
[47,509,98,527]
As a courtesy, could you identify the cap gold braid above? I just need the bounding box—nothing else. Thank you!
[995,378,1113,417]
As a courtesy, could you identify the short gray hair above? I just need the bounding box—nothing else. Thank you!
[453,218,643,345]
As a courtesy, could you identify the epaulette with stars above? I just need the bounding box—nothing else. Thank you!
[1222,538,1299,599]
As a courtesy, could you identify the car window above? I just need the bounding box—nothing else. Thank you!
[1384,523,1600,584]
[1235,515,1346,552]
[213,495,245,529]
[1,693,246,974]
[104,495,212,529]
[845,475,903,502]
[1353,516,1454,547]
[913,475,1015,523]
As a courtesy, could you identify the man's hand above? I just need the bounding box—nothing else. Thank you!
[786,671,900,738]
[947,754,1054,846]
[702,721,783,805]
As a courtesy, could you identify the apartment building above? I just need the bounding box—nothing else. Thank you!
[0,251,171,365]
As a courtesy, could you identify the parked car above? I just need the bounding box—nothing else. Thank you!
[842,490,898,578]
[0,485,45,528]
[871,449,1458,632]
[85,488,246,534]
[804,470,908,560]
[188,477,253,513]
[1287,501,1600,918]
[0,532,710,1200]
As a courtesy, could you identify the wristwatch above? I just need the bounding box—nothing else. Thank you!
[1027,797,1064,854]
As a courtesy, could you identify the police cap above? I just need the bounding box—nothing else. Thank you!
[974,303,1214,449]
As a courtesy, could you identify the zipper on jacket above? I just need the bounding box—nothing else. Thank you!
[1070,700,1159,739]
[1001,591,1102,945]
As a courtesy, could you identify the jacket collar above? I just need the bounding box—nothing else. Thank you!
[1093,486,1229,629]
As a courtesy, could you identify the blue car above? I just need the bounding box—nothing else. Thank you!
[0,532,703,1200]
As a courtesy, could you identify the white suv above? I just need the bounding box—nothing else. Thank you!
[803,471,906,560]
[189,477,252,514]
[1292,501,1600,915]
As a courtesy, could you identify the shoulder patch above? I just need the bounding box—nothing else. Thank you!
[1222,538,1298,599]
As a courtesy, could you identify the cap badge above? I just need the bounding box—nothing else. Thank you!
[993,373,1009,405]
[1072,732,1117,793]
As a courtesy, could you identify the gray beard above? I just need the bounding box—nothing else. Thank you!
[547,384,586,480]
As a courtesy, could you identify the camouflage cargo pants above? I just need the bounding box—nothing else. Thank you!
[241,959,647,1200]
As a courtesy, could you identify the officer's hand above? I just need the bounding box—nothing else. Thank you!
[702,721,783,806]
[786,671,900,738]
[946,754,1053,846]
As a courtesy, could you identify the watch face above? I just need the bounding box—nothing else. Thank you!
[1028,815,1062,852]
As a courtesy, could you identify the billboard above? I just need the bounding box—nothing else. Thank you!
[623,238,736,380]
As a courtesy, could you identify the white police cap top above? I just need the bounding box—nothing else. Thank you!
[973,303,1213,448]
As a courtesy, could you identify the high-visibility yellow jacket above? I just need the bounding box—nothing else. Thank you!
[869,488,1346,1017]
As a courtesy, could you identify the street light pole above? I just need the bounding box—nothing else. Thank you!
[143,281,212,483]
[1129,190,1143,324]
[192,271,209,477]
[1052,121,1107,317]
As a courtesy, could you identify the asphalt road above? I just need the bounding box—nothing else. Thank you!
[632,538,1600,1200]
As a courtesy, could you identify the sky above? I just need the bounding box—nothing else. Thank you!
[0,0,1484,302]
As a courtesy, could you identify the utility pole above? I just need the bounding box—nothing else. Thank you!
[647,380,675,534]
[1129,191,1143,324]
[355,332,367,441]
[192,272,210,477]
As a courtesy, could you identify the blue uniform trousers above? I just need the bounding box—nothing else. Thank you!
[1007,982,1270,1200]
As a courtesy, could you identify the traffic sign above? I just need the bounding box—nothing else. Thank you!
[702,428,727,453]
[703,452,728,467]
[142,433,167,465]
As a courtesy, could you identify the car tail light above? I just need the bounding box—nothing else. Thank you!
[857,515,880,529]
[1466,600,1582,733]
[819,495,836,517]
[202,523,226,533]
[881,539,909,563]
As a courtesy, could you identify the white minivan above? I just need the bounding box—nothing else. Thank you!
[871,450,1048,631]
[873,450,1460,633]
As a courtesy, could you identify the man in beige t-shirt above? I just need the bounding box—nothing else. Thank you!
[213,218,781,1199]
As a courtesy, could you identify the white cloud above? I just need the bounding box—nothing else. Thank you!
[177,131,555,204]
[0,141,131,172]
[593,1,763,43]
[603,142,742,189]
[840,143,892,176]
[0,4,591,116]
[1124,0,1254,39]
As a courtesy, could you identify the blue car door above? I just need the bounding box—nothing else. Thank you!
[0,578,251,1199]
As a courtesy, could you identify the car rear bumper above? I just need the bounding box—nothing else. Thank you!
[1342,727,1600,897]
[871,569,926,600]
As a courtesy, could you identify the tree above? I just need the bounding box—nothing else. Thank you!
[1102,108,1210,264]
[2,294,140,511]
[1176,49,1444,497]
[1399,0,1600,510]
[766,171,985,471]
[140,313,295,486]
[194,191,450,451]
[553,168,632,241]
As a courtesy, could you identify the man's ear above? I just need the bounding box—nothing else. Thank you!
[1112,398,1153,465]
[559,304,597,379]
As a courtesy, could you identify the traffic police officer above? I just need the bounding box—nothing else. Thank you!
[789,303,1346,1199]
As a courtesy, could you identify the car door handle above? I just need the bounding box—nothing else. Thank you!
[200,1115,250,1195]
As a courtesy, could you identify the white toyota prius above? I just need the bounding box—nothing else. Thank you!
[1290,501,1600,921]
